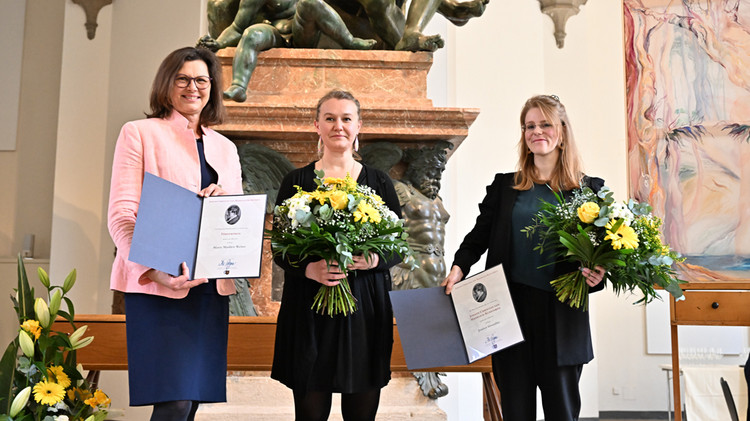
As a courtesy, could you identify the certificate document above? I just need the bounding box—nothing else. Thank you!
[450,265,524,363]
[390,264,524,370]
[193,194,266,279]
[130,172,267,279]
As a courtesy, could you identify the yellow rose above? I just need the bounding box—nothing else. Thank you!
[328,190,349,210]
[577,202,600,224]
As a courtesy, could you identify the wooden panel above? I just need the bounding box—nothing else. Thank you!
[671,291,750,325]
[52,315,491,373]
[676,281,750,290]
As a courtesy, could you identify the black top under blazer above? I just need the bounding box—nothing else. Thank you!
[452,172,605,366]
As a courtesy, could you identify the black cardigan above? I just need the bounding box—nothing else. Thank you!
[452,172,605,366]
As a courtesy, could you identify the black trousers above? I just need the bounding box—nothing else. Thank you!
[492,283,583,421]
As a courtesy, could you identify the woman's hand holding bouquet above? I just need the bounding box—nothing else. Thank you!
[523,184,685,310]
[268,170,415,316]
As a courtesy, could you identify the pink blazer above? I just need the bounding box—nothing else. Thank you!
[108,111,243,299]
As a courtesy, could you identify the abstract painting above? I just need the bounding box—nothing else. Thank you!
[624,0,750,282]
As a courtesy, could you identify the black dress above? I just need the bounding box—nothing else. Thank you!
[271,162,402,393]
[124,139,229,406]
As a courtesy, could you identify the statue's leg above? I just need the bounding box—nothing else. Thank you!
[357,0,405,49]
[208,0,241,38]
[215,0,268,48]
[395,0,444,51]
[224,24,285,102]
[293,0,377,49]
[437,0,489,26]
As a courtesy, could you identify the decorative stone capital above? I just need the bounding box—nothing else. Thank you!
[538,0,588,48]
[71,0,112,40]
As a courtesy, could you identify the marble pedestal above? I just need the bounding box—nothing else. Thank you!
[195,373,447,421]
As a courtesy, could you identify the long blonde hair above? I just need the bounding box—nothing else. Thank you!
[514,95,583,191]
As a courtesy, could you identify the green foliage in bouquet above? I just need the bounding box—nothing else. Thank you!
[268,170,416,316]
[0,256,109,421]
[523,185,685,310]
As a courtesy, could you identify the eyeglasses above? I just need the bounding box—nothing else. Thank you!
[174,74,212,89]
[522,123,554,131]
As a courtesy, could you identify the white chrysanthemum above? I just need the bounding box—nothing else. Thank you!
[610,202,634,225]
[286,197,311,224]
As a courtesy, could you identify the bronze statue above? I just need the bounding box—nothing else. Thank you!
[390,142,452,290]
[390,142,452,399]
[200,0,490,102]
[397,0,489,50]
[199,0,377,102]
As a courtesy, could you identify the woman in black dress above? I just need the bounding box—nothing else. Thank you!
[271,90,401,421]
[442,95,606,420]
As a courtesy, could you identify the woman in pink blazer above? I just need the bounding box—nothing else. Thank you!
[107,46,242,421]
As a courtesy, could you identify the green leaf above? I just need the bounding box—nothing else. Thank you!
[665,282,685,301]
[0,341,19,416]
[15,255,35,322]
[63,297,76,320]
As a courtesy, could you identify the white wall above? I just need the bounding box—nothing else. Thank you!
[0,0,63,261]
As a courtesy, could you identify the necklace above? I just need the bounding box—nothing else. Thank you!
[319,159,356,178]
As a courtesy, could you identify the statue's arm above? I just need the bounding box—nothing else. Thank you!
[393,181,411,208]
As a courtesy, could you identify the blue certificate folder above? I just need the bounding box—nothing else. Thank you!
[389,287,470,370]
[129,172,265,280]
[130,173,203,279]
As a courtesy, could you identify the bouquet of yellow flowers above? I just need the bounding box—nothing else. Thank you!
[0,257,110,421]
[268,170,415,316]
[523,185,685,310]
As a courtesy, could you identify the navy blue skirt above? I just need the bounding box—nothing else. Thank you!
[124,281,229,406]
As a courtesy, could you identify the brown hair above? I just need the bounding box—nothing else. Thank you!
[513,95,583,191]
[146,46,226,126]
[315,90,361,121]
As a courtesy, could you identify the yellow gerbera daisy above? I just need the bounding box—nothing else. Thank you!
[354,202,381,224]
[605,221,639,250]
[32,380,65,406]
[21,320,41,340]
[47,365,72,389]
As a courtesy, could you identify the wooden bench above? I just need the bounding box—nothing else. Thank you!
[53,315,502,420]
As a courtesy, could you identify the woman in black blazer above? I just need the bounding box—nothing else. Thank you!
[442,95,606,421]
